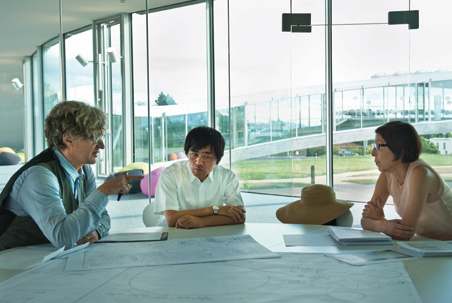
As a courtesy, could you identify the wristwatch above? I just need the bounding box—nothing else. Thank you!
[212,206,219,214]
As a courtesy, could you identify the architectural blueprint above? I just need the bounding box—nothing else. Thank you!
[0,253,422,303]
[65,235,280,271]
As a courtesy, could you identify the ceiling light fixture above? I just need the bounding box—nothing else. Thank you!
[11,78,23,91]
[75,54,92,67]
[282,0,311,33]
[107,47,122,63]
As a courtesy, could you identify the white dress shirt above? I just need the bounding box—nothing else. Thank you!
[154,160,243,225]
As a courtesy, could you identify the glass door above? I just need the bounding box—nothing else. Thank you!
[94,17,124,176]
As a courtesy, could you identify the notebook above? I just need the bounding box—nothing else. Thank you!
[397,241,452,257]
[328,226,394,246]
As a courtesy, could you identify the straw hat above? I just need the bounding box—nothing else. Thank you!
[276,184,353,225]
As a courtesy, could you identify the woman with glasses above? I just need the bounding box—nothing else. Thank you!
[361,121,452,240]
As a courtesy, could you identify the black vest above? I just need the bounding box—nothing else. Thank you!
[0,149,88,251]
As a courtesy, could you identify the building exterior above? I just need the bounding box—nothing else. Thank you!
[430,138,452,155]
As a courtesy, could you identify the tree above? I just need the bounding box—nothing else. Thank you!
[420,136,439,154]
[155,92,177,106]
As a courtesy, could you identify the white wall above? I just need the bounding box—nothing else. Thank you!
[0,67,24,150]
[430,138,452,155]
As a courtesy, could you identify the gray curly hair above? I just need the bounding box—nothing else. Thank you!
[44,101,106,150]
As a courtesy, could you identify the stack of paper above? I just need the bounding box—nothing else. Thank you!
[328,226,394,246]
[397,241,452,257]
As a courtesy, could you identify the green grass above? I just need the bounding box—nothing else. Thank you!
[419,154,452,166]
[231,154,452,181]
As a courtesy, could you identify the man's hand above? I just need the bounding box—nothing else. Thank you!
[362,199,385,220]
[76,230,100,245]
[97,174,144,196]
[218,205,246,223]
[383,219,415,240]
[175,215,203,229]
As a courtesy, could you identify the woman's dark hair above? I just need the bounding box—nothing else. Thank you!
[184,126,225,162]
[375,121,422,163]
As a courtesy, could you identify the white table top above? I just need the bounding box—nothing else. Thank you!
[1,223,451,303]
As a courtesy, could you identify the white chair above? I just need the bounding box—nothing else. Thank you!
[336,210,353,227]
[142,202,160,227]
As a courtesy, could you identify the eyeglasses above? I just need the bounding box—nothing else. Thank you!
[91,133,106,144]
[372,143,389,151]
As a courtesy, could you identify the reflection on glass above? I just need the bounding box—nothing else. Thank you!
[110,24,123,171]
[32,52,44,154]
[42,38,61,117]
[214,0,326,197]
[132,3,208,165]
[65,28,94,105]
[332,1,452,204]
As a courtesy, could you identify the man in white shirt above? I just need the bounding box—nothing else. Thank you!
[154,126,246,229]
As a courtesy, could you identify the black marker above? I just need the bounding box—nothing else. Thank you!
[117,171,129,201]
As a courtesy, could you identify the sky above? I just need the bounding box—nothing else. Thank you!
[46,0,452,114]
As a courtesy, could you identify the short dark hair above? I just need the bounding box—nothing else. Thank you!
[375,121,421,163]
[184,126,225,162]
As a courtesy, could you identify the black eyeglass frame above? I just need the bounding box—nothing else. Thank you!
[372,143,389,151]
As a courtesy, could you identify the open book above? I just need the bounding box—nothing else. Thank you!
[397,241,452,257]
[328,226,394,246]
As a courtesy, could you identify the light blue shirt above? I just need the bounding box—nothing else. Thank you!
[4,150,110,249]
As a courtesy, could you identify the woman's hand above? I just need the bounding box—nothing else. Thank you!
[383,219,415,240]
[362,199,385,220]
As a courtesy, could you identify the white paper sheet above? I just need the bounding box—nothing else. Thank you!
[65,235,280,271]
[283,233,336,246]
[326,249,417,266]
[0,253,422,303]
[42,246,65,263]
[0,245,55,270]
[0,242,90,270]
[56,242,89,258]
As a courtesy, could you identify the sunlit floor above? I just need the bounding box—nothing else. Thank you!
[0,163,400,233]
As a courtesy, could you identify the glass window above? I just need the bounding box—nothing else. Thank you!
[132,3,208,165]
[332,1,410,203]
[32,52,44,154]
[215,0,326,203]
[42,38,61,117]
[110,23,124,171]
[332,0,452,205]
[65,28,94,105]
